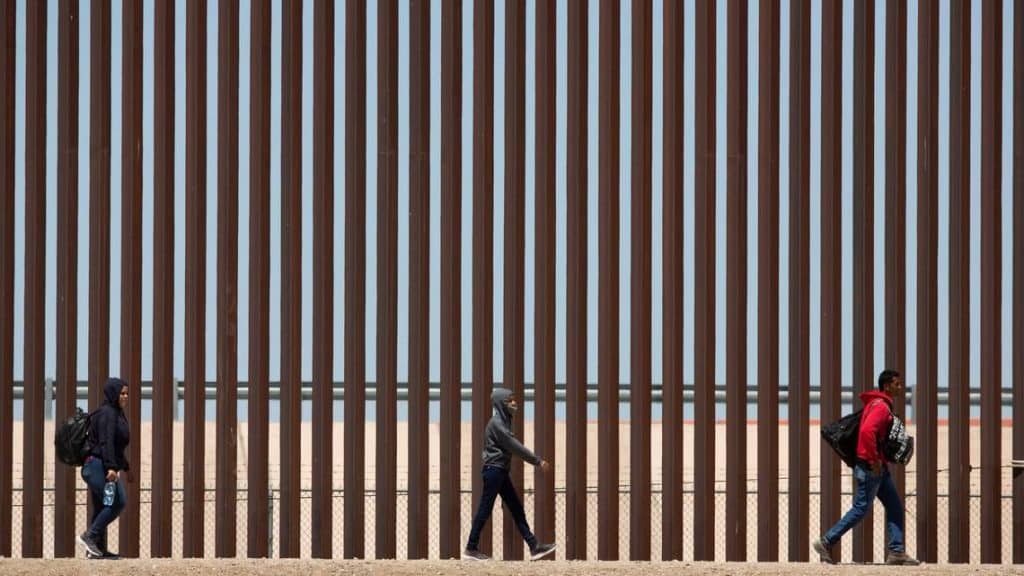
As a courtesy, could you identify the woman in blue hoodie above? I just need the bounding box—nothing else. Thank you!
[77,378,130,559]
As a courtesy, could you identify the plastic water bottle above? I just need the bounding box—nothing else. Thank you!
[103,481,115,507]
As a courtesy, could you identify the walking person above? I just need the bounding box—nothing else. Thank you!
[77,378,131,559]
[462,388,556,561]
[813,369,920,565]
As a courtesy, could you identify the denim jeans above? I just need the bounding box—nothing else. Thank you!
[822,463,905,553]
[466,465,537,551]
[81,457,126,547]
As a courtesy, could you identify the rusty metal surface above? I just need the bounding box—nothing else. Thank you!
[54,0,80,559]
[693,0,716,562]
[884,0,907,504]
[471,0,494,555]
[279,0,303,558]
[0,0,14,557]
[629,0,652,562]
[757,0,780,562]
[151,0,175,558]
[377,0,399,560]
[89,0,112,414]
[598,0,620,560]
[725,0,748,562]
[184,0,208,558]
[948,0,971,563]
[408,0,431,560]
[980,0,1002,562]
[1016,0,1024,564]
[851,0,874,562]
[534,0,556,556]
[247,0,271,559]
[916,0,939,563]
[787,0,810,562]
[439,0,462,561]
[215,0,240,559]
[311,0,335,560]
[661,0,684,561]
[119,0,143,559]
[503,0,526,561]
[565,0,588,561]
[820,0,843,561]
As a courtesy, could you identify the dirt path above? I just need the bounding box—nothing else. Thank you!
[0,559,1021,576]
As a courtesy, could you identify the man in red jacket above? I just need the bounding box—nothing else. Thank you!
[813,369,920,565]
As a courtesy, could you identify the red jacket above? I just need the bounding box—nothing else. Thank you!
[857,390,894,466]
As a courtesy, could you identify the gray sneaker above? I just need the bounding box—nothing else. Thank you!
[77,532,103,558]
[530,543,556,560]
[886,551,921,565]
[461,548,490,561]
[812,537,836,564]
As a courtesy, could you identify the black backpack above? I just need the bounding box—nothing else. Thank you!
[55,407,93,467]
[821,401,915,468]
[821,409,865,468]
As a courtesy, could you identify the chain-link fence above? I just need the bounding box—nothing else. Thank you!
[11,481,1018,563]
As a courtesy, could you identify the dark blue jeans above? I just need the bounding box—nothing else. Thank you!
[81,457,126,547]
[466,465,537,551]
[823,464,905,553]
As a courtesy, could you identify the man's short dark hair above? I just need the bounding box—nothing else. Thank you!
[878,369,901,390]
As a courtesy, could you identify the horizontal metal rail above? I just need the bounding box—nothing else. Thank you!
[13,380,1013,407]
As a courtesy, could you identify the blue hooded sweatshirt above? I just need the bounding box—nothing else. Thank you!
[88,378,131,472]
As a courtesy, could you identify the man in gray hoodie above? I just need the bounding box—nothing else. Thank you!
[462,388,556,561]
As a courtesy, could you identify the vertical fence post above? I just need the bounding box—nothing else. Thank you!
[662,0,684,562]
[916,0,939,563]
[565,0,588,560]
[948,0,971,563]
[693,0,716,562]
[0,0,14,556]
[757,0,780,562]
[1015,0,1024,563]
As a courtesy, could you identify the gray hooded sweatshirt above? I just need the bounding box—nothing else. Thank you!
[482,388,541,469]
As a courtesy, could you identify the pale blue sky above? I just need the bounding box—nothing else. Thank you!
[8,0,1018,420]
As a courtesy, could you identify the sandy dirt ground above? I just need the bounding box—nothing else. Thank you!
[0,559,1022,576]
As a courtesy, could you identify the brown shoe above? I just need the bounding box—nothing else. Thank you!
[812,538,836,564]
[885,551,921,565]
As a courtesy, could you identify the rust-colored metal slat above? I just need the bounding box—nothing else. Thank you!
[661,0,684,561]
[216,0,240,558]
[787,0,811,561]
[503,0,526,561]
[693,0,716,562]
[377,0,399,560]
[948,0,971,563]
[980,0,1002,562]
[151,0,175,558]
[344,0,367,560]
[0,0,14,558]
[247,0,271,559]
[884,0,907,503]
[54,0,80,559]
[630,0,652,562]
[279,0,303,558]
[312,0,335,560]
[820,0,843,561]
[756,0,780,562]
[408,0,431,560]
[915,0,939,563]
[565,0,588,560]
[439,0,462,561]
[89,0,112,416]
[851,0,874,562]
[471,0,494,556]
[534,0,556,557]
[725,0,748,562]
[184,0,208,558]
[22,0,46,555]
[1016,0,1024,563]
[120,0,144,558]
[598,0,620,560]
